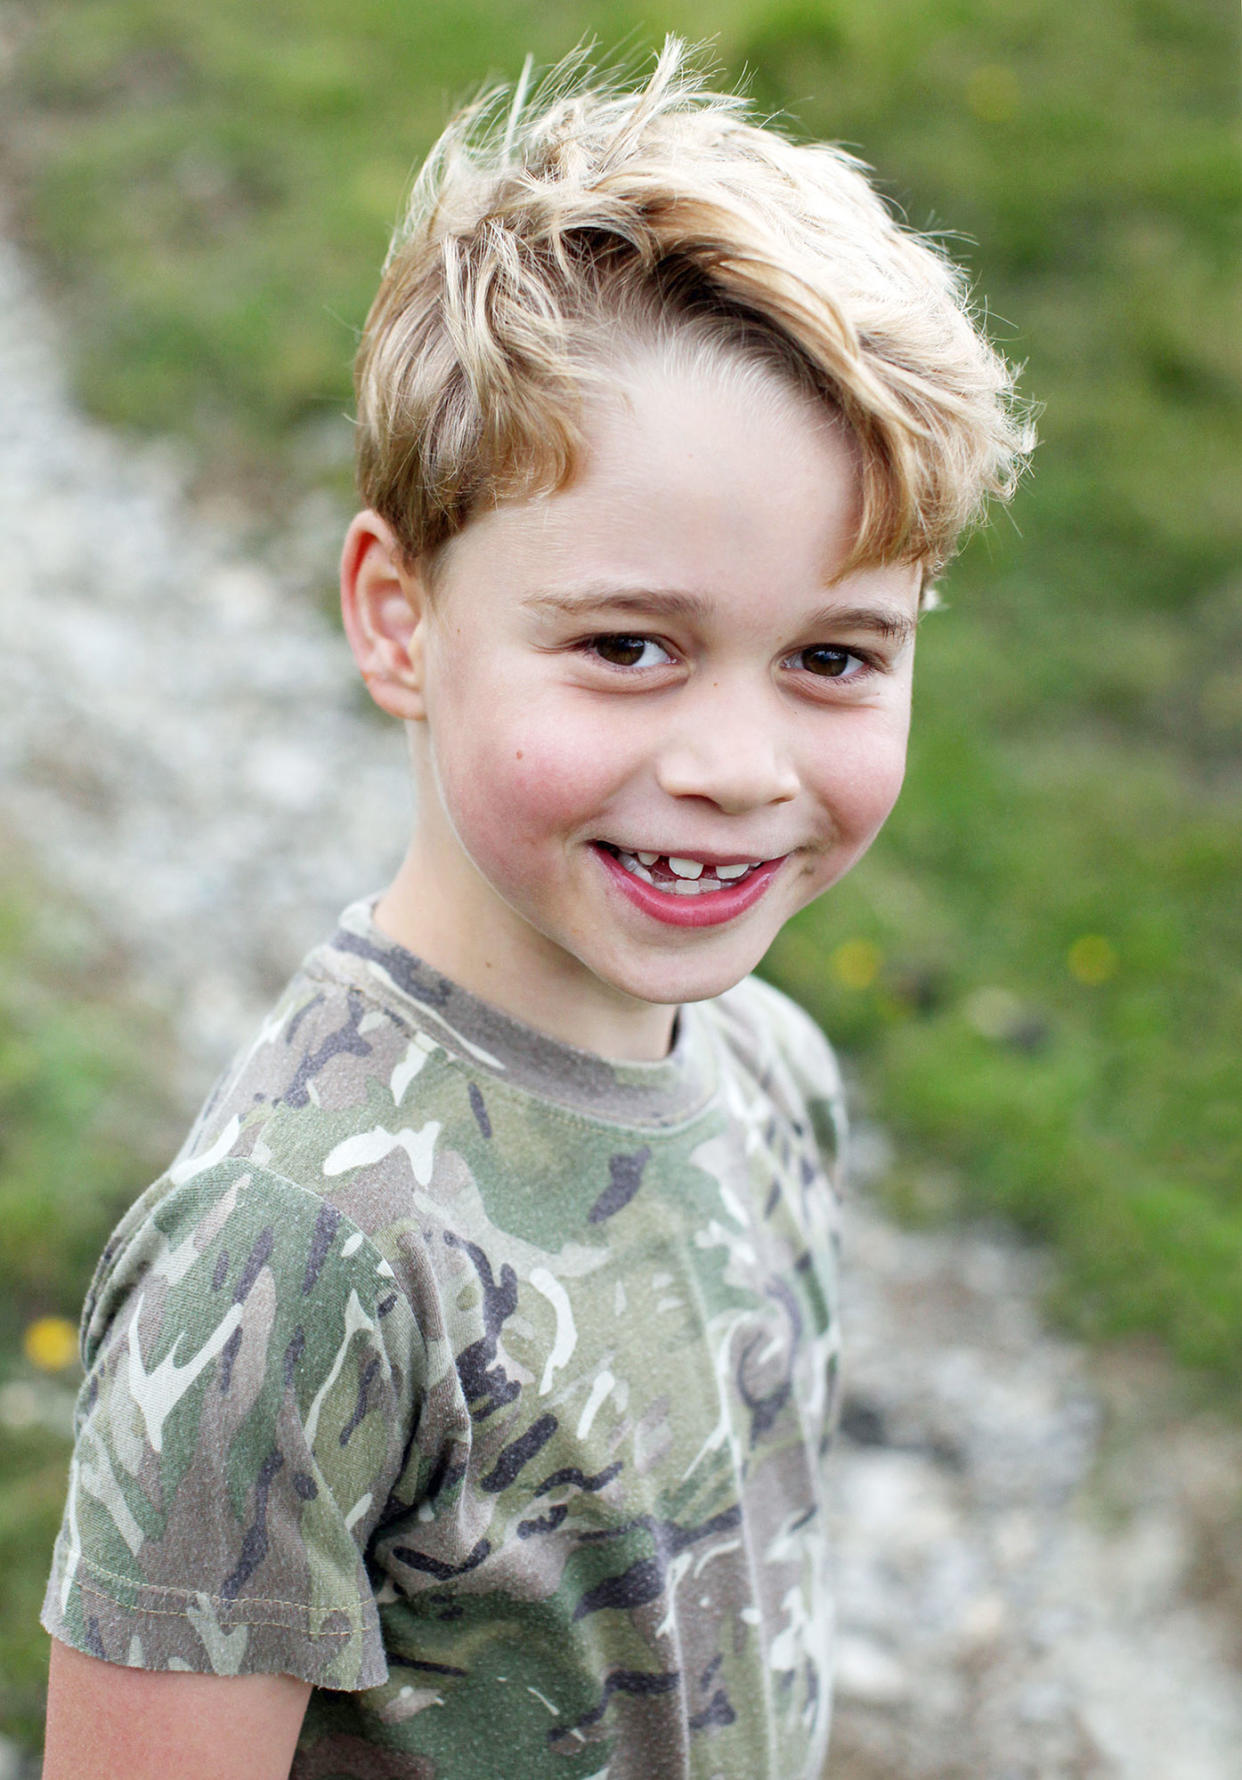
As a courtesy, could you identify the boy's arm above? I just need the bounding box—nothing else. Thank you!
[43,1638,311,1780]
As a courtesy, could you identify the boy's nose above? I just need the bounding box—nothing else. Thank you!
[654,692,800,813]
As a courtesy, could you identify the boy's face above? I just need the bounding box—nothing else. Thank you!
[350,349,921,1059]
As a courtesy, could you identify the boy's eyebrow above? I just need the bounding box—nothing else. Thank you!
[522,586,710,623]
[523,586,918,645]
[800,603,919,645]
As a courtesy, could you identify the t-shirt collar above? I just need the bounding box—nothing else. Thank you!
[314,897,718,1128]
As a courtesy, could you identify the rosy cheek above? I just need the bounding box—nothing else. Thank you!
[822,725,910,836]
[437,720,610,870]
[866,749,910,822]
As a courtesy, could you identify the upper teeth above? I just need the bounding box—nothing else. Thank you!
[612,848,764,888]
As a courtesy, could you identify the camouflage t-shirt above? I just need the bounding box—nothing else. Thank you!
[43,898,846,1780]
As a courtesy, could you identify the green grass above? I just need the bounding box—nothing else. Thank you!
[0,1419,79,1750]
[4,0,1240,1398]
[0,853,179,1747]
[0,873,176,1337]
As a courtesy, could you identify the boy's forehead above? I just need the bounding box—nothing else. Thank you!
[509,350,844,515]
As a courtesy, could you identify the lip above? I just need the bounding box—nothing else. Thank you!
[594,844,786,928]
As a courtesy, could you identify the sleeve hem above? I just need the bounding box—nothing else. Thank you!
[42,1548,390,1690]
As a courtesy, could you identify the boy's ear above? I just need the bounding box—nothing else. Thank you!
[340,510,430,721]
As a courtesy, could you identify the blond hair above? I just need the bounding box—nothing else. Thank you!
[354,40,1033,579]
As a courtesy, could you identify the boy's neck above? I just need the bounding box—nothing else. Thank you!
[373,850,680,1063]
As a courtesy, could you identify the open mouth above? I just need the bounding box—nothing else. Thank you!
[600,845,769,895]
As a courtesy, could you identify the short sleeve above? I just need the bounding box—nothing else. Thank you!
[41,1160,422,1689]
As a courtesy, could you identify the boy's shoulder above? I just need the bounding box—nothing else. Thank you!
[705,970,847,1159]
[709,970,842,1085]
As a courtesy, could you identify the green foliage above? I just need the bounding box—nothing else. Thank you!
[0,862,178,1749]
[0,876,174,1338]
[0,1420,74,1747]
[6,0,1241,1396]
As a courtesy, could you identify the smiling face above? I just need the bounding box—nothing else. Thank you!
[345,345,922,1059]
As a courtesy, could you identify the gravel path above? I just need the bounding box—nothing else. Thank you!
[0,244,410,1083]
[2,228,1240,1779]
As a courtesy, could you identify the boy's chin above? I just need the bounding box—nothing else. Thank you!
[596,947,770,1011]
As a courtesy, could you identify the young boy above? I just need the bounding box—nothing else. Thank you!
[40,41,1029,1780]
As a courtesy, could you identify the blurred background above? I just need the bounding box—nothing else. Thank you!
[0,0,1237,1770]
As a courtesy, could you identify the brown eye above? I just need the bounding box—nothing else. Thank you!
[800,646,854,678]
[590,635,668,668]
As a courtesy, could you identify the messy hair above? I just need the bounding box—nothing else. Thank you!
[354,39,1033,580]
